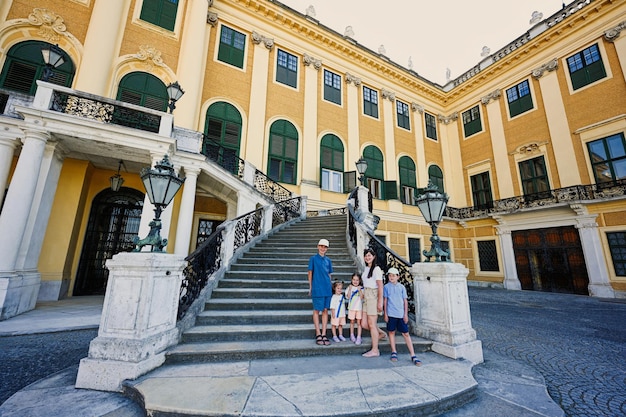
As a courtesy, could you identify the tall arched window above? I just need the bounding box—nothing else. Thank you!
[363,145,384,199]
[399,156,417,204]
[0,41,74,95]
[320,134,344,192]
[116,72,168,111]
[268,120,298,184]
[428,164,444,193]
[203,102,242,173]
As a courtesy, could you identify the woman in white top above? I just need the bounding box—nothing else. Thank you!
[360,248,386,357]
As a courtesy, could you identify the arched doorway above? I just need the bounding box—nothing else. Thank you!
[73,187,144,295]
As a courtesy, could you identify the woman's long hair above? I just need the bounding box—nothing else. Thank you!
[363,248,376,279]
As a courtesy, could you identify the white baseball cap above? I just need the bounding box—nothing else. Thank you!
[387,267,400,275]
[318,239,330,247]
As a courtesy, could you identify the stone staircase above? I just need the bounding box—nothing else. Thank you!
[166,215,431,363]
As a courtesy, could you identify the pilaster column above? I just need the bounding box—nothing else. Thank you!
[174,167,199,255]
[74,0,131,95]
[0,134,19,208]
[411,103,427,186]
[345,73,361,164]
[301,54,322,187]
[532,59,580,187]
[495,228,522,290]
[0,129,49,273]
[604,22,626,81]
[437,113,466,206]
[481,90,514,198]
[381,89,397,182]
[243,32,273,169]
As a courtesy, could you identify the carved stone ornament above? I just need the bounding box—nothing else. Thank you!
[532,59,558,79]
[604,21,626,42]
[438,112,458,125]
[303,53,322,70]
[481,89,501,105]
[518,143,541,155]
[134,45,165,69]
[344,26,355,38]
[251,31,274,50]
[207,12,218,27]
[345,73,361,86]
[411,102,424,114]
[381,89,395,101]
[28,8,67,42]
[207,0,214,7]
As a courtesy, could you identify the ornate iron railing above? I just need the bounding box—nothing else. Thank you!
[233,208,263,253]
[306,207,348,217]
[50,91,161,133]
[445,181,626,220]
[254,170,293,202]
[272,197,302,228]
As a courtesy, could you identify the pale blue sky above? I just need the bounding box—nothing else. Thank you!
[279,0,565,84]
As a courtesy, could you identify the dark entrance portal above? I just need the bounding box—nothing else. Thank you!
[513,226,589,295]
[73,187,144,295]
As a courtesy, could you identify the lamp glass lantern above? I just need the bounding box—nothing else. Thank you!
[109,160,125,192]
[41,44,65,82]
[415,180,449,262]
[166,81,185,113]
[355,157,368,186]
[135,155,185,252]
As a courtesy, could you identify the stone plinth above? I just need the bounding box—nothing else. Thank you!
[411,262,483,364]
[76,252,186,391]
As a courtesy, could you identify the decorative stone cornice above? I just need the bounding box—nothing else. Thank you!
[207,12,218,26]
[481,89,501,105]
[531,59,558,79]
[411,102,424,114]
[438,112,458,125]
[345,72,361,86]
[381,89,395,101]
[604,21,626,42]
[28,8,67,42]
[303,53,322,70]
[251,31,274,50]
[134,45,165,68]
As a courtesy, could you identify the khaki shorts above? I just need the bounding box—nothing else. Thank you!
[348,310,362,321]
[362,287,379,316]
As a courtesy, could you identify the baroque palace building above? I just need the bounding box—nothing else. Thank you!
[0,0,625,319]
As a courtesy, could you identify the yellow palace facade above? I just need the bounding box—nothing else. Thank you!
[1,0,625,319]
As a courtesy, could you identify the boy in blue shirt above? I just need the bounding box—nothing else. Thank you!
[383,267,421,365]
[308,239,333,345]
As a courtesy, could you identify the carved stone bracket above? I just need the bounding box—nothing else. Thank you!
[517,142,541,155]
[532,59,558,79]
[345,72,361,86]
[134,45,166,69]
[381,89,395,101]
[438,112,458,125]
[604,21,626,42]
[411,102,424,114]
[303,53,322,70]
[481,89,501,105]
[207,12,218,27]
[251,31,274,50]
[28,8,67,42]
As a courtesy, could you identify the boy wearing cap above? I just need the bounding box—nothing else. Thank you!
[308,239,333,346]
[383,267,421,365]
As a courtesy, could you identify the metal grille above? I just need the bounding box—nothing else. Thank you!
[477,240,499,271]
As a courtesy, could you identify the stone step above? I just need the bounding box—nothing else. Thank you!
[211,287,310,299]
[195,309,313,325]
[224,270,354,280]
[204,298,312,311]
[182,323,318,342]
[234,256,356,266]
[228,263,356,273]
[217,278,310,289]
[245,247,351,255]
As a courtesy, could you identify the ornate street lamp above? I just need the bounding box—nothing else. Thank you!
[109,160,125,192]
[166,81,185,113]
[415,180,449,262]
[41,44,65,82]
[134,155,185,252]
[355,157,368,186]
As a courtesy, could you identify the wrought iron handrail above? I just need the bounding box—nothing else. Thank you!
[445,181,626,220]
[272,196,303,228]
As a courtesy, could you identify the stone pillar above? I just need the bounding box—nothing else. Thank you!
[300,54,322,195]
[496,229,522,290]
[437,113,466,206]
[411,103,427,185]
[174,167,199,255]
[0,134,18,208]
[411,262,483,364]
[345,73,361,165]
[482,90,515,198]
[381,89,397,183]
[604,22,626,82]
[75,252,186,392]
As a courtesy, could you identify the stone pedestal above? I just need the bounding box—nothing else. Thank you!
[76,252,186,391]
[411,262,483,364]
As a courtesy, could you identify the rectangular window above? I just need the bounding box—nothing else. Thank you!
[401,186,415,206]
[477,240,499,272]
[567,44,606,90]
[607,232,626,276]
[462,105,482,137]
[363,86,378,118]
[440,240,451,262]
[587,133,626,185]
[506,80,533,117]
[321,169,343,192]
[218,26,246,68]
[323,69,341,105]
[470,172,493,209]
[519,156,550,199]
[140,0,179,31]
[396,100,410,130]
[425,112,437,140]
[368,178,382,199]
[276,49,298,88]
[408,238,421,264]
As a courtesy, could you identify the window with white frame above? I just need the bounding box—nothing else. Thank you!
[276,49,298,88]
[323,69,341,105]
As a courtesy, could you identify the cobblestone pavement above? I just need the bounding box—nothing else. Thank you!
[468,287,626,417]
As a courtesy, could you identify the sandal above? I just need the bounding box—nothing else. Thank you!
[390,352,398,362]
[411,356,422,366]
[321,335,330,346]
[316,335,324,345]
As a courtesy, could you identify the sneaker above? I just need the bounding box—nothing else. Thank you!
[350,334,356,342]
[355,336,362,345]
[338,335,346,342]
[332,336,340,343]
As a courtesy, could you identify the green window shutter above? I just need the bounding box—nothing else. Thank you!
[218,26,246,68]
[117,72,168,112]
[160,0,178,31]
[268,120,298,184]
[383,180,398,200]
[139,0,160,25]
[343,171,356,193]
[140,0,178,31]
[428,165,444,193]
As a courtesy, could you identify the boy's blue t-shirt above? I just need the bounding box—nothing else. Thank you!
[383,282,407,318]
[308,254,333,297]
